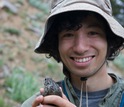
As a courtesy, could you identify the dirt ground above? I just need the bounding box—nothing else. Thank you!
[0,0,45,70]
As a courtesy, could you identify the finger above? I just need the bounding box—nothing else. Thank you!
[40,88,44,94]
[41,105,56,107]
[43,95,76,107]
[32,95,43,107]
[62,92,68,100]
[59,87,68,100]
[36,104,43,107]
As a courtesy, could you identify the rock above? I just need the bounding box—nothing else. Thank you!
[0,0,18,14]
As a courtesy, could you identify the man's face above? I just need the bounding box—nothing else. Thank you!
[58,15,107,78]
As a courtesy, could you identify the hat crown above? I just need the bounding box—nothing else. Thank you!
[34,0,124,54]
[51,0,112,15]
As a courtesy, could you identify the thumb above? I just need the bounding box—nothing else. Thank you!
[60,87,68,100]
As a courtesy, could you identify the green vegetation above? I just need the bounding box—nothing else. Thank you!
[0,97,7,107]
[111,0,124,26]
[29,0,50,14]
[113,53,124,71]
[0,97,12,107]
[45,58,64,80]
[0,59,4,68]
[3,28,21,36]
[4,67,41,103]
[0,97,5,107]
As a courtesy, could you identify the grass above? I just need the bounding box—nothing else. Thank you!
[4,67,41,103]
[4,60,64,103]
[43,58,64,80]
[0,97,12,107]
[113,53,124,71]
[29,0,50,14]
[0,97,5,107]
[3,28,21,36]
[0,59,4,68]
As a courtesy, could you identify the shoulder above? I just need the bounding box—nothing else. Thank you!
[119,78,124,92]
[21,92,40,107]
[109,73,124,97]
[110,73,124,89]
[117,77,124,107]
[56,80,64,86]
[116,75,124,89]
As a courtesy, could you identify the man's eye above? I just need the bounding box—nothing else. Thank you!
[88,32,98,36]
[62,33,73,38]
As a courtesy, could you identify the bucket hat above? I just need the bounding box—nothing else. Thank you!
[35,0,124,53]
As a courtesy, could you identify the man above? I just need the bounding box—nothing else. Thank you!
[21,0,124,107]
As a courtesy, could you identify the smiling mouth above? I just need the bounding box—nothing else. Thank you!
[71,56,94,63]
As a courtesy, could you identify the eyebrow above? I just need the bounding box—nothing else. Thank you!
[87,23,104,29]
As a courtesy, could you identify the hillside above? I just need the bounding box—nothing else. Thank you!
[0,0,63,106]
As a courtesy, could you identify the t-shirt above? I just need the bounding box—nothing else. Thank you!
[73,87,109,107]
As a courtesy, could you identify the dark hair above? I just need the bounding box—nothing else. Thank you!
[45,11,124,60]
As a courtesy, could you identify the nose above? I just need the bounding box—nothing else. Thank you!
[73,34,89,54]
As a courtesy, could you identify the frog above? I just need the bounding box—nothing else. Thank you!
[43,77,62,97]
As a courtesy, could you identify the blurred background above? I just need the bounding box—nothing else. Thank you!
[0,0,124,107]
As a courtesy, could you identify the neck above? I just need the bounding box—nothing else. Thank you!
[70,65,114,92]
[86,72,114,92]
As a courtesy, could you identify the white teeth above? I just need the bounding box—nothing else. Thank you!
[74,57,91,63]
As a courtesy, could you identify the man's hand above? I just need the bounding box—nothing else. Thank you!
[32,88,76,107]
